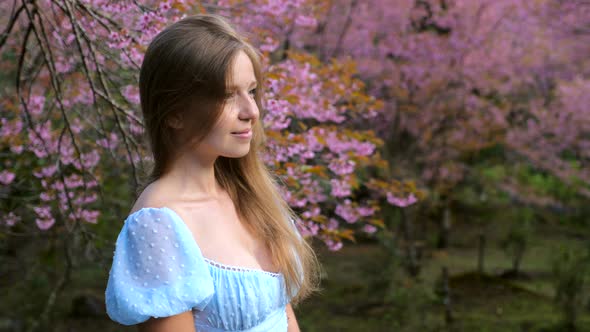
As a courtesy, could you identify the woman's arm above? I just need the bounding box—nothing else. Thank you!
[138,311,196,332]
[286,303,300,332]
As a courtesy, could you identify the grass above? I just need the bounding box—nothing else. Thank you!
[294,222,590,332]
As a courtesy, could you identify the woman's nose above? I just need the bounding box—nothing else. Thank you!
[239,95,259,122]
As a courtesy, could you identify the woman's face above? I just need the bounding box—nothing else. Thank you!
[194,50,259,160]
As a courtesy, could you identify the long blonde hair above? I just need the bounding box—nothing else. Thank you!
[137,13,319,303]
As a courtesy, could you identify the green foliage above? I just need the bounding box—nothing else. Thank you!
[481,164,507,182]
[500,208,534,273]
[551,245,590,329]
[516,166,579,201]
[384,279,439,331]
[476,143,507,163]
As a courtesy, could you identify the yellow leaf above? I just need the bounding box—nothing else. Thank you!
[285,94,299,104]
[370,219,385,228]
[311,215,327,224]
[339,229,356,242]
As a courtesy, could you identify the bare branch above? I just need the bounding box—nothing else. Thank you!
[0,1,24,51]
[63,0,141,188]
[20,0,88,231]
[331,0,357,58]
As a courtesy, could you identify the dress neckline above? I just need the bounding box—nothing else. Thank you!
[129,206,283,278]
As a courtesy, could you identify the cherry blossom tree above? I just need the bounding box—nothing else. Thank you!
[0,0,415,255]
[289,0,589,246]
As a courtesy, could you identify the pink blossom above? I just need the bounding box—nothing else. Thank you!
[1,117,24,145]
[103,132,120,149]
[34,206,55,230]
[260,36,280,52]
[10,145,23,154]
[329,158,356,175]
[263,99,292,130]
[294,15,317,28]
[386,193,418,207]
[52,181,64,191]
[354,142,376,156]
[40,191,54,201]
[0,170,15,185]
[325,239,343,251]
[64,174,84,189]
[70,118,84,134]
[158,1,171,12]
[299,221,319,237]
[28,121,56,158]
[33,165,57,178]
[363,224,377,234]
[4,212,20,226]
[326,218,339,230]
[330,178,351,197]
[84,193,98,204]
[122,85,140,105]
[27,95,45,115]
[303,130,325,152]
[34,206,52,219]
[335,200,359,223]
[130,122,144,135]
[55,56,72,73]
[81,150,101,169]
[69,209,100,224]
[36,218,56,230]
[301,206,320,219]
[357,205,375,217]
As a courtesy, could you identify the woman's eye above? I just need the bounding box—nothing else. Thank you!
[248,88,257,97]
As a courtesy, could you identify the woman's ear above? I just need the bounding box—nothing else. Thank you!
[166,114,184,129]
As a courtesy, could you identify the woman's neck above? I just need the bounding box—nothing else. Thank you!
[162,151,225,201]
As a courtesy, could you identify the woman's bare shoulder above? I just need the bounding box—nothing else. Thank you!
[129,180,217,226]
[129,180,170,215]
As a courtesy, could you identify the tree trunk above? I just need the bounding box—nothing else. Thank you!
[513,246,525,275]
[441,266,453,326]
[401,209,420,277]
[437,204,452,249]
[478,231,486,274]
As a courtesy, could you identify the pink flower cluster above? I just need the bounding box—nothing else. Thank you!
[386,193,418,208]
[0,170,16,185]
[34,206,55,230]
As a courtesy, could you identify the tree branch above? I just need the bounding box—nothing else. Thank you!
[0,1,24,51]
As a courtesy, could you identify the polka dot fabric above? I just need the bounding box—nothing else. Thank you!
[105,207,291,331]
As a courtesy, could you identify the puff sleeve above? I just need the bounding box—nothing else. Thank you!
[105,207,214,325]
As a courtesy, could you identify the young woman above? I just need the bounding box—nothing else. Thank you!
[105,14,319,332]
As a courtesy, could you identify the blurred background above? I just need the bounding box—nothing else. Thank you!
[1,0,589,331]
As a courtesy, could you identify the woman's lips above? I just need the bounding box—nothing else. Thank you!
[231,129,252,139]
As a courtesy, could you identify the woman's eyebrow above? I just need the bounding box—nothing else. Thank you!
[227,80,258,90]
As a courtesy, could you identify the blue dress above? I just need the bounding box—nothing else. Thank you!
[105,207,293,331]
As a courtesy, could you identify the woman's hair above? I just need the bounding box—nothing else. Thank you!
[137,13,319,303]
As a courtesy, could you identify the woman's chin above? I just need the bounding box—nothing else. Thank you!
[222,148,250,159]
